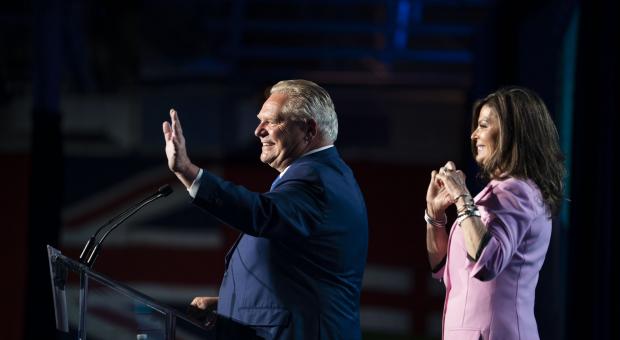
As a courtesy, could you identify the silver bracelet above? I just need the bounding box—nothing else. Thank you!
[424,209,447,228]
[456,208,481,225]
[453,193,473,204]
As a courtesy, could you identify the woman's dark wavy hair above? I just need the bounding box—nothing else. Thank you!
[471,86,565,215]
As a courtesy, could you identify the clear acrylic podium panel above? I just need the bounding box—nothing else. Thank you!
[47,245,212,340]
[84,277,168,339]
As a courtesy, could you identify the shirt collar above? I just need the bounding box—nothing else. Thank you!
[279,145,334,177]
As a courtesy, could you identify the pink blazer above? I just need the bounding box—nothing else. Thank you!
[434,178,551,340]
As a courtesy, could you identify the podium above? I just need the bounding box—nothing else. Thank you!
[47,245,214,340]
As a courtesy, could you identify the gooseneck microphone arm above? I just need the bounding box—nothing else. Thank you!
[79,184,173,268]
[78,194,155,264]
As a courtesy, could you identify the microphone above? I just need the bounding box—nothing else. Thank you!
[78,184,174,268]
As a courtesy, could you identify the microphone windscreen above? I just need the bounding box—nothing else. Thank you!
[157,184,173,197]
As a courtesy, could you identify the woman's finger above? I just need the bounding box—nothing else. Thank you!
[445,161,456,171]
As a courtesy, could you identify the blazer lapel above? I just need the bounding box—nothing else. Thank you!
[224,233,243,270]
[224,174,282,270]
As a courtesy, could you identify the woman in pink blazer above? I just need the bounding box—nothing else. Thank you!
[425,87,565,340]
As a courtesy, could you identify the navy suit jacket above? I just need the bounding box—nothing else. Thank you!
[193,147,368,339]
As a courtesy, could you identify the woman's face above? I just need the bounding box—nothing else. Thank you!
[471,104,500,166]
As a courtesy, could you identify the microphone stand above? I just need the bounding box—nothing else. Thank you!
[78,185,173,268]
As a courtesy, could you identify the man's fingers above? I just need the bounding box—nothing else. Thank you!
[445,161,456,171]
[191,297,206,309]
[170,108,183,135]
[163,121,172,141]
[190,296,218,310]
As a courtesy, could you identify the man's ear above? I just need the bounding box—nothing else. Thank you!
[306,119,318,139]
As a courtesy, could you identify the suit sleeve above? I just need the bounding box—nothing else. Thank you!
[192,168,325,240]
[470,180,540,281]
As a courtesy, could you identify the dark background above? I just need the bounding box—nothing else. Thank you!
[1,0,616,339]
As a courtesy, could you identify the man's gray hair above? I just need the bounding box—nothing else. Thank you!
[270,79,339,143]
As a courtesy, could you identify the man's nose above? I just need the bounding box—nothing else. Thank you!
[255,122,267,138]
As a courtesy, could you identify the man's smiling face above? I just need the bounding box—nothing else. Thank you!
[254,93,307,172]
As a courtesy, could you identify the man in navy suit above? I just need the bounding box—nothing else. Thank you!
[163,80,368,339]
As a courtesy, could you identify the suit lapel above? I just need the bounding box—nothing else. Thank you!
[224,233,244,270]
[223,173,284,270]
